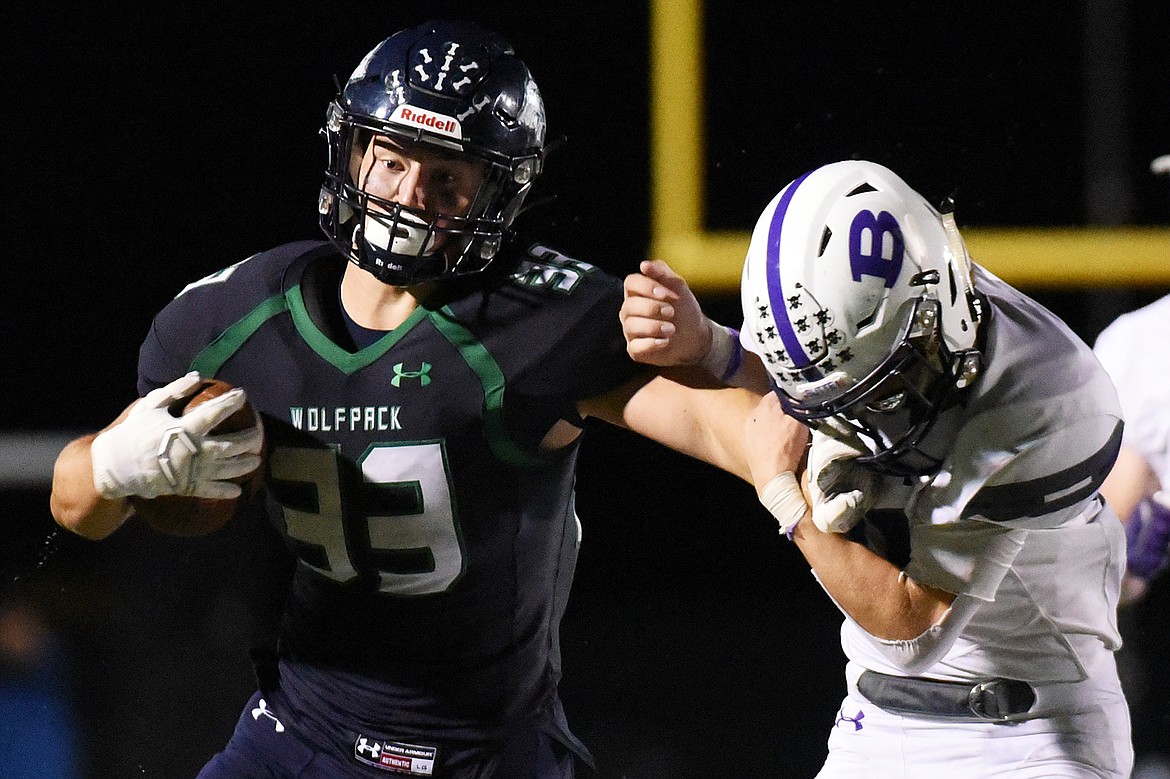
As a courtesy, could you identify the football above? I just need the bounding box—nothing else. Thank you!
[129,378,264,537]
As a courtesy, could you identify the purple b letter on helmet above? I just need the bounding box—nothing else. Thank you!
[1125,492,1170,581]
[848,210,904,287]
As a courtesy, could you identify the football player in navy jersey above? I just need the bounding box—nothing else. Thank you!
[49,20,759,779]
[622,161,1134,777]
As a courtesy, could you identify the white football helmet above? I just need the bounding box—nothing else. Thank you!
[740,160,984,475]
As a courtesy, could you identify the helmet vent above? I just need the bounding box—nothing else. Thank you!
[846,182,878,197]
[855,299,883,331]
[909,270,940,287]
[818,227,833,257]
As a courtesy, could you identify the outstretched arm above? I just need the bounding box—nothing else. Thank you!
[1100,444,1158,521]
[620,260,771,393]
[579,368,761,482]
[1101,445,1169,604]
[743,393,955,641]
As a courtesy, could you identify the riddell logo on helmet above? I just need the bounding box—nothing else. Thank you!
[390,106,461,139]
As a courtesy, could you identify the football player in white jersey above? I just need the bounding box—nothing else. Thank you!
[1095,295,1170,605]
[1091,152,1170,779]
[1094,153,1170,605]
[621,160,1133,777]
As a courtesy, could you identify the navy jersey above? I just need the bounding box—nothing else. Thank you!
[137,240,642,748]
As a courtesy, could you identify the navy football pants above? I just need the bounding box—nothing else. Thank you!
[196,691,575,779]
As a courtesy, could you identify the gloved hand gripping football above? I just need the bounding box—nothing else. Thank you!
[90,372,263,500]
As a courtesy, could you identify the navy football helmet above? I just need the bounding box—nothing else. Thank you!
[319,20,547,286]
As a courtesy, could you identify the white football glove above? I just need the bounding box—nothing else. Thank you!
[807,427,877,533]
[91,372,263,500]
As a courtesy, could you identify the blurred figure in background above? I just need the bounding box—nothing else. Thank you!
[0,597,82,779]
[1091,152,1170,779]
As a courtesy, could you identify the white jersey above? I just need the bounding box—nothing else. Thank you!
[838,266,1126,685]
[1093,293,1170,488]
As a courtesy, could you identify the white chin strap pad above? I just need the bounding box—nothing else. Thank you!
[364,212,438,257]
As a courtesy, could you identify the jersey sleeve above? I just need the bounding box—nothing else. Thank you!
[135,243,316,395]
[456,245,643,454]
[903,404,1122,593]
[483,244,643,404]
[136,271,240,394]
[137,315,192,395]
[1094,303,1170,483]
[522,277,641,402]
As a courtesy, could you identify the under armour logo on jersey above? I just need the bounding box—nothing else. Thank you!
[251,698,285,733]
[392,362,432,387]
[849,209,904,287]
[835,708,865,731]
[354,735,438,775]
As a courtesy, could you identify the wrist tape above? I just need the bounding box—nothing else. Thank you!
[699,322,743,383]
[759,470,807,536]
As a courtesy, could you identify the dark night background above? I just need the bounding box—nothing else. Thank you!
[1,2,1168,777]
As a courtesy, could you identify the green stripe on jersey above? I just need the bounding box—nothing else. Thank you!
[190,294,287,376]
[429,306,540,468]
[286,284,428,374]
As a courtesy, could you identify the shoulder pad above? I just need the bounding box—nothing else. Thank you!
[172,240,330,302]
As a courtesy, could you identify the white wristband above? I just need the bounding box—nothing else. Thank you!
[759,470,808,537]
[699,321,743,382]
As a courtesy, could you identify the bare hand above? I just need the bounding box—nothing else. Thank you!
[620,259,712,367]
[744,393,810,492]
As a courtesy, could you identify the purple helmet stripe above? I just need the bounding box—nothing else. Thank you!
[765,170,818,373]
